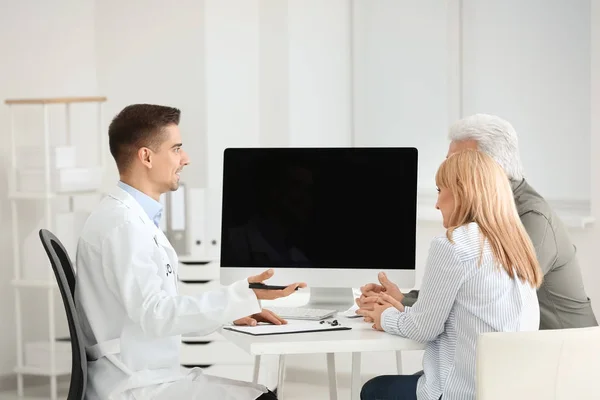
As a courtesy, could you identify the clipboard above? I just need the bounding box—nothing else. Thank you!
[223,322,352,336]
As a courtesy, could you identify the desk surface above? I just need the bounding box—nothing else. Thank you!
[220,316,426,356]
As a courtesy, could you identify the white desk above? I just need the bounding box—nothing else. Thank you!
[220,316,426,400]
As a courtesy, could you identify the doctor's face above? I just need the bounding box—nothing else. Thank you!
[149,124,190,193]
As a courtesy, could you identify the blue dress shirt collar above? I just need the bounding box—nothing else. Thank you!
[117,181,163,227]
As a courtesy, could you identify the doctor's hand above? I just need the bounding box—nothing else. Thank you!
[358,272,404,310]
[356,295,395,331]
[233,309,287,326]
[248,269,307,300]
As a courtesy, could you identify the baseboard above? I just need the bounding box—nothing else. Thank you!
[0,373,70,392]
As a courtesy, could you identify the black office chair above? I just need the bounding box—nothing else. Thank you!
[39,229,87,400]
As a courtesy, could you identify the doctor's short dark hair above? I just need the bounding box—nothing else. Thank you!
[108,104,181,172]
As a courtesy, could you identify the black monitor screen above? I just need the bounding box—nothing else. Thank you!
[220,147,418,270]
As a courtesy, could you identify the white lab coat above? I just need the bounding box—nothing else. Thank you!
[74,186,268,400]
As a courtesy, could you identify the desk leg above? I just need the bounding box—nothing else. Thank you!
[326,353,338,400]
[253,355,261,384]
[277,355,287,398]
[395,351,403,374]
[351,352,361,400]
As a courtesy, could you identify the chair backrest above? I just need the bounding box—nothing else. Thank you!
[476,326,600,399]
[39,229,87,400]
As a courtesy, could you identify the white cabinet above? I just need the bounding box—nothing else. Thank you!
[176,271,257,381]
[178,260,220,282]
[177,277,221,295]
[180,340,254,366]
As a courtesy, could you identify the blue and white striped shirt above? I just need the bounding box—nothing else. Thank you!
[381,222,540,400]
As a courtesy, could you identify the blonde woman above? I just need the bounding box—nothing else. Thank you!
[358,149,543,400]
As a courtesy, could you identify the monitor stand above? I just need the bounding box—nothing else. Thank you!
[304,287,356,312]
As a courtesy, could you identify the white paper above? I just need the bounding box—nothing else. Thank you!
[224,322,349,336]
[338,303,363,318]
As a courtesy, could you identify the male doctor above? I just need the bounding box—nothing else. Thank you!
[74,104,306,400]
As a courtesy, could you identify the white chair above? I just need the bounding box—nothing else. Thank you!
[476,326,600,399]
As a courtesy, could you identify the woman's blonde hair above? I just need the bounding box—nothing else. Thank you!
[435,149,543,288]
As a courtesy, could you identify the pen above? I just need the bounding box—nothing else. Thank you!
[249,283,299,290]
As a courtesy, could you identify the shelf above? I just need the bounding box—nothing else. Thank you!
[9,190,101,200]
[5,96,106,105]
[14,366,71,377]
[182,332,227,342]
[416,190,595,229]
[178,254,218,263]
[11,279,57,289]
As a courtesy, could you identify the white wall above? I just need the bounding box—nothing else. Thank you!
[94,0,206,190]
[288,0,352,147]
[259,0,289,147]
[203,0,353,258]
[570,0,600,333]
[461,0,591,201]
[352,0,451,192]
[0,0,98,379]
[354,0,591,204]
[203,0,261,260]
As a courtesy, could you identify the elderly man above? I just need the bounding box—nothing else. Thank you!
[359,114,597,330]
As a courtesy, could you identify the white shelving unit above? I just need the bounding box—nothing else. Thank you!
[5,96,106,400]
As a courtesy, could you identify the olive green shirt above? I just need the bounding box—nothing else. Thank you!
[511,178,597,329]
[403,179,597,330]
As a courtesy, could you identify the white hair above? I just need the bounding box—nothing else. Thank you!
[448,113,524,181]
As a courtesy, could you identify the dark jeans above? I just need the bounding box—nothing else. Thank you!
[361,375,420,400]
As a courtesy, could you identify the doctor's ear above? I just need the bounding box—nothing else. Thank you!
[138,147,153,168]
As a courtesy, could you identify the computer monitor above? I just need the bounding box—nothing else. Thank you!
[219,147,418,310]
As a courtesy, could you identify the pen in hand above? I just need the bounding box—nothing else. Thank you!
[249,283,299,291]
